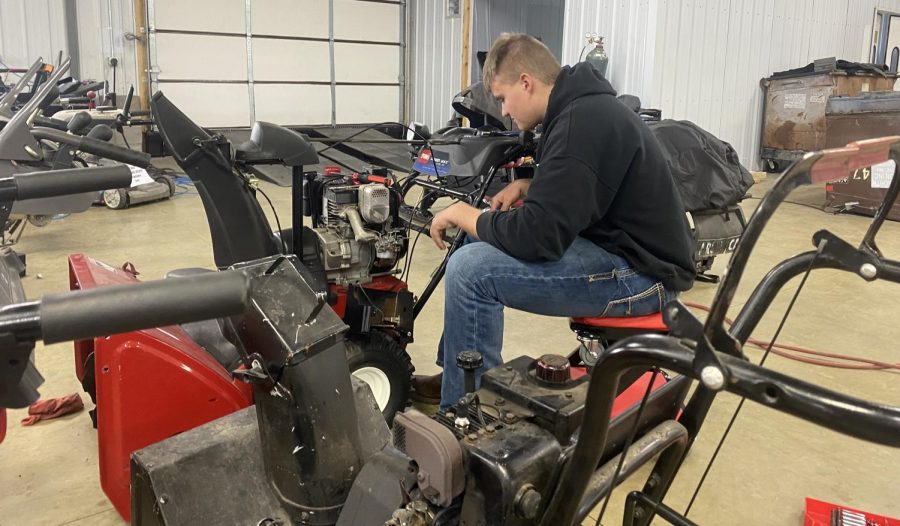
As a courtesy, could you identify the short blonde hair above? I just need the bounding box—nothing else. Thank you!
[483,33,561,87]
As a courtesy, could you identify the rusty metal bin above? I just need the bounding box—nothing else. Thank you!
[823,92,900,220]
[760,67,898,170]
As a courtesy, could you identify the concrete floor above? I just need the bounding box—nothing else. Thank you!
[1,165,899,526]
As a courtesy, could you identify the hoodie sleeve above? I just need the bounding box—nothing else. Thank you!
[476,153,614,261]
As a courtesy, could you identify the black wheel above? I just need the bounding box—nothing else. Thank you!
[345,330,414,425]
[26,215,52,227]
[156,174,177,197]
[103,188,128,209]
[764,158,786,173]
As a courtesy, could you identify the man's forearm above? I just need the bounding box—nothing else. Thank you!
[453,203,483,239]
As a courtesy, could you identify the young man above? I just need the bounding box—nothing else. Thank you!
[416,33,695,409]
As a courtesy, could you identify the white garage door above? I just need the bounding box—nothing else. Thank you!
[147,0,404,128]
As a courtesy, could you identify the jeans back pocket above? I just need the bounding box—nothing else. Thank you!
[600,281,665,317]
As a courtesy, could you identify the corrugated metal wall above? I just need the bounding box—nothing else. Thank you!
[560,0,658,102]
[75,0,138,101]
[471,0,565,81]
[0,0,139,104]
[408,0,462,130]
[562,0,900,169]
[6,0,897,152]
[0,0,68,70]
[409,0,566,131]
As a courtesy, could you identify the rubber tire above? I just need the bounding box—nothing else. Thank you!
[765,158,787,173]
[103,188,128,209]
[156,174,177,197]
[26,215,52,227]
[344,331,414,425]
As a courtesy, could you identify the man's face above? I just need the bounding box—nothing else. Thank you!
[490,73,543,131]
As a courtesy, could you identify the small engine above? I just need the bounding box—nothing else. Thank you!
[306,172,405,285]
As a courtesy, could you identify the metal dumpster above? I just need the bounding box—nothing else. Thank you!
[760,63,898,170]
[823,92,900,221]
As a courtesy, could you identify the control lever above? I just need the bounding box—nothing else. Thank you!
[355,172,390,186]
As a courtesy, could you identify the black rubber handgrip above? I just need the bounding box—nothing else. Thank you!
[31,115,69,131]
[86,124,114,142]
[40,270,249,344]
[31,127,152,167]
[67,111,93,134]
[14,165,132,201]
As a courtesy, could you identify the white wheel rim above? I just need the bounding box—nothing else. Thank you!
[352,366,391,411]
[104,189,121,208]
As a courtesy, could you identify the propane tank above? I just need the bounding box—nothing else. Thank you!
[584,33,609,78]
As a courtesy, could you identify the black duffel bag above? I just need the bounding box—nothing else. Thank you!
[647,119,754,212]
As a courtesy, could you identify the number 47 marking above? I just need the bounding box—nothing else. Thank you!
[851,168,871,181]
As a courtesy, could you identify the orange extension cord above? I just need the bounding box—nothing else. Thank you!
[683,301,900,372]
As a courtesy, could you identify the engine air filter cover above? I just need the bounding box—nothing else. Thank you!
[359,184,391,224]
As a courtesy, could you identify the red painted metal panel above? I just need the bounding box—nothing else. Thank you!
[68,253,252,520]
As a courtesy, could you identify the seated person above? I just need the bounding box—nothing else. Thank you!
[415,33,695,409]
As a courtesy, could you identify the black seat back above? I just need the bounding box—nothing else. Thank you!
[151,92,280,268]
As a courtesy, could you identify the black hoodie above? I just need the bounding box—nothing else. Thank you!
[475,63,695,291]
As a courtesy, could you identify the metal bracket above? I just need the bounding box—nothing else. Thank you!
[0,178,18,226]
[232,351,293,402]
[663,300,733,391]
[0,204,14,234]
[232,353,271,385]
[811,230,879,281]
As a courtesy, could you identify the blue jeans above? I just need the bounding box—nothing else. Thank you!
[437,236,676,409]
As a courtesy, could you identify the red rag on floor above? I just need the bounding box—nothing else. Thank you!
[20,393,84,426]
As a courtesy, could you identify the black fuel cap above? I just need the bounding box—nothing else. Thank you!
[456,350,484,371]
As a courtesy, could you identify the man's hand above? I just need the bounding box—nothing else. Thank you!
[490,178,531,211]
[429,201,481,250]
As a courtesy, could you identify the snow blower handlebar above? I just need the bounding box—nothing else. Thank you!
[0,270,249,409]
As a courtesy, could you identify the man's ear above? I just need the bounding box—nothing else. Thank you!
[519,72,533,93]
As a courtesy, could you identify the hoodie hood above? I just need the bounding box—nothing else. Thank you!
[545,63,617,128]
